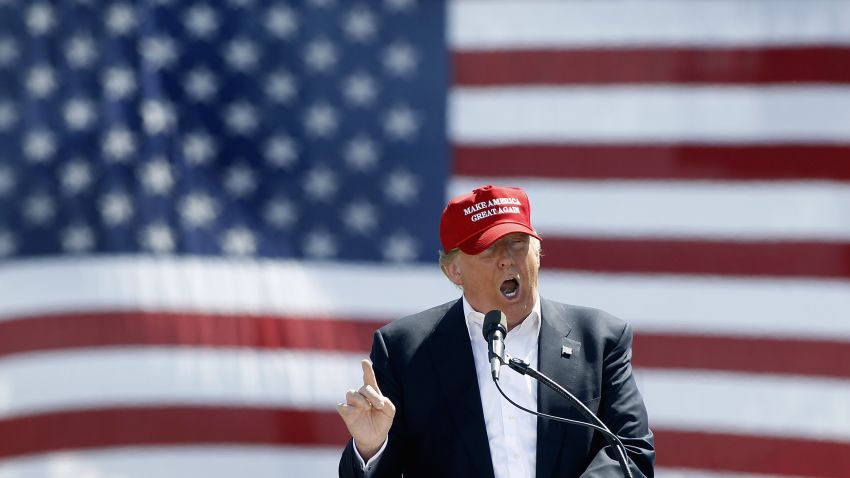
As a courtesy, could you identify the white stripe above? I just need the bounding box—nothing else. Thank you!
[450,86,850,143]
[2,347,849,443]
[0,257,848,340]
[540,270,850,340]
[0,348,362,420]
[0,255,457,321]
[540,268,850,340]
[0,446,340,478]
[539,271,850,340]
[450,178,850,240]
[637,369,850,442]
[450,0,850,49]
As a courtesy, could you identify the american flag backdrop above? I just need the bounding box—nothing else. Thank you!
[1,0,850,477]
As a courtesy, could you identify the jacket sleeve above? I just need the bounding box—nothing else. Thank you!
[580,322,655,477]
[339,330,405,477]
[338,439,366,478]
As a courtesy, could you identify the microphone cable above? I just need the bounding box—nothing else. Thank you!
[492,358,634,478]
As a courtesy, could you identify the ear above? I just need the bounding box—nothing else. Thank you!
[445,259,463,286]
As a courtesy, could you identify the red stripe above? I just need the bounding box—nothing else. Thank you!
[2,408,849,477]
[0,406,349,460]
[633,333,850,379]
[0,312,382,358]
[3,313,850,379]
[454,47,850,85]
[453,144,850,181]
[541,237,850,279]
[657,429,850,478]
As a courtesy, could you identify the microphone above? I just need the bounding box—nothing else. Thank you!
[482,309,508,381]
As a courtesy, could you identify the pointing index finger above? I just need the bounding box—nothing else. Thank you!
[362,359,381,393]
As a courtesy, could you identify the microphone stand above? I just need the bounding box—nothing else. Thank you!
[494,355,634,478]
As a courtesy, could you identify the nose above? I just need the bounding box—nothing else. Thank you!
[496,243,516,269]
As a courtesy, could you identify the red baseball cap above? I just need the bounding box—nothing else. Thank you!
[440,185,541,255]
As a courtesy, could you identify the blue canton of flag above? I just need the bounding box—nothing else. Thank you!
[0,0,448,263]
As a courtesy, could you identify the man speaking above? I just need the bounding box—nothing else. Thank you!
[337,185,655,477]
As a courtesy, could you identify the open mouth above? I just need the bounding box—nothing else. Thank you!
[500,278,520,299]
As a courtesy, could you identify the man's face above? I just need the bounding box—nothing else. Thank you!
[448,233,540,329]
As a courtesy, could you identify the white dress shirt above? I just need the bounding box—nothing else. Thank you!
[464,295,540,478]
[355,296,542,477]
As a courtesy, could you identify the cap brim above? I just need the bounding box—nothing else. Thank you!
[458,222,541,255]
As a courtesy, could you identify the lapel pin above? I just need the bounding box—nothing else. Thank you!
[561,345,573,358]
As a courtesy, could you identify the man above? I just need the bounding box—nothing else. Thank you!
[337,185,655,477]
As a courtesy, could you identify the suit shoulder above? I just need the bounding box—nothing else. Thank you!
[378,298,459,341]
[543,298,629,336]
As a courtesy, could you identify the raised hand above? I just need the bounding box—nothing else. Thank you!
[337,359,397,461]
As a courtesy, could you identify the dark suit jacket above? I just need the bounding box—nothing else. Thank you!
[340,298,655,477]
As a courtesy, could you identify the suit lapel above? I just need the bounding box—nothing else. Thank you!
[536,298,582,478]
[428,299,496,478]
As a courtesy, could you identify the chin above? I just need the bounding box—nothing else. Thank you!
[503,299,531,315]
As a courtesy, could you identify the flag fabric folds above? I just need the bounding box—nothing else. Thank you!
[1,1,850,477]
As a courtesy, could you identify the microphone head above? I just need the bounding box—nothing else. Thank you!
[482,309,508,341]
